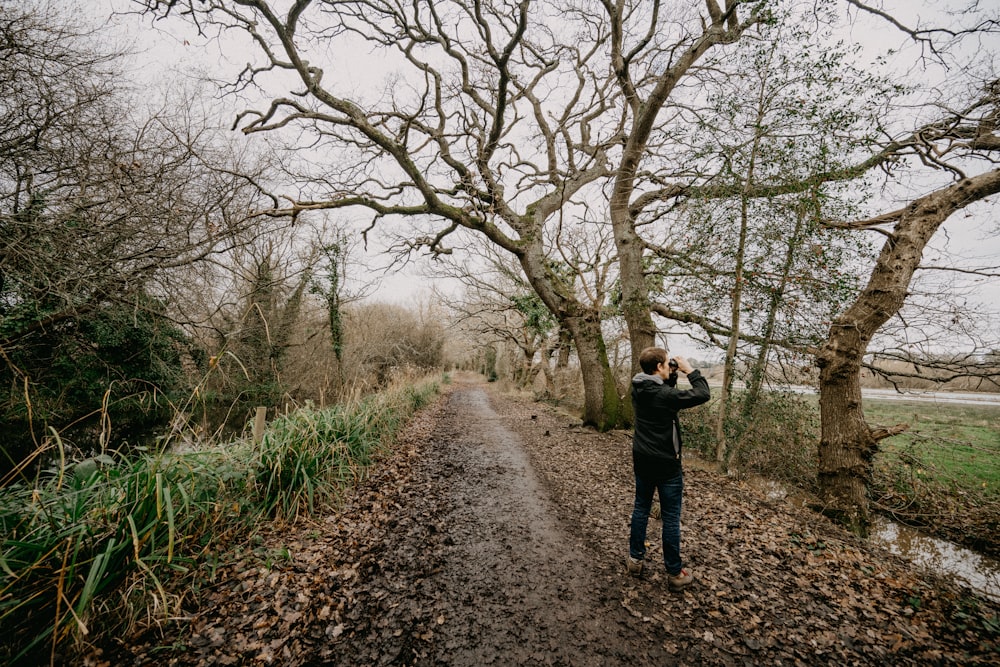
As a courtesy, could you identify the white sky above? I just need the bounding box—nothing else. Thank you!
[82,0,1000,360]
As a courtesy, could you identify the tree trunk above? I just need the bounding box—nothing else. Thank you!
[816,324,877,534]
[556,327,572,369]
[519,249,629,430]
[715,143,757,465]
[742,201,809,419]
[517,344,539,388]
[616,224,658,372]
[564,311,630,430]
[817,170,1000,533]
[539,347,556,396]
[605,2,756,373]
[714,337,737,464]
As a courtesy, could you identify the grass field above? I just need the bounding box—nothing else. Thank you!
[864,399,1000,495]
[681,388,999,554]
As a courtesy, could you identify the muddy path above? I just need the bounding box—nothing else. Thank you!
[108,374,999,666]
[366,380,663,665]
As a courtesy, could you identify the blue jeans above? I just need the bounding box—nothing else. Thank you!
[629,472,683,575]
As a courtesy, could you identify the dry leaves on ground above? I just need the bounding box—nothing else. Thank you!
[101,376,999,666]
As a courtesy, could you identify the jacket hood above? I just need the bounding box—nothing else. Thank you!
[631,372,663,386]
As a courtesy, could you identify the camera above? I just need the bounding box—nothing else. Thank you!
[667,358,679,369]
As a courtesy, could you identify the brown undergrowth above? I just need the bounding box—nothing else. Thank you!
[93,374,998,666]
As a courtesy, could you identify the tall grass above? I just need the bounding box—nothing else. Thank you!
[0,377,440,665]
[256,383,437,521]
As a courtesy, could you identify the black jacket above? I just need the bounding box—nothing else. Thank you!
[631,369,710,480]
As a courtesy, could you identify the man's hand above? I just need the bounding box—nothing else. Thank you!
[671,355,695,374]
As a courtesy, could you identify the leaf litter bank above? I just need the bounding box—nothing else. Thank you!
[107,374,998,666]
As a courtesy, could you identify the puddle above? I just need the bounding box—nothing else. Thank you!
[743,474,1000,602]
[753,478,812,508]
[871,517,1000,602]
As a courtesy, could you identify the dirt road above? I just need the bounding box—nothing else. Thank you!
[354,379,666,665]
[111,375,998,666]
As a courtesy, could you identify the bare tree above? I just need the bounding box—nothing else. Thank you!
[215,238,317,401]
[134,0,1000,446]
[856,205,1000,392]
[340,301,446,395]
[798,3,1000,532]
[134,0,656,426]
[604,0,766,372]
[0,1,284,461]
[817,165,1000,532]
[438,245,561,390]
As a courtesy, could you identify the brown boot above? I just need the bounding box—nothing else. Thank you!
[667,568,694,591]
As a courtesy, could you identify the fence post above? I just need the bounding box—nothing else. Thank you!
[253,406,267,443]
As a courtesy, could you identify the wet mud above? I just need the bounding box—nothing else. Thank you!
[366,382,663,665]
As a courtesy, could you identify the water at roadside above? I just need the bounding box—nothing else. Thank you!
[750,477,1000,602]
[871,517,1000,603]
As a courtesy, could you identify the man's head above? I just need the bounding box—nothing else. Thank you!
[638,346,668,375]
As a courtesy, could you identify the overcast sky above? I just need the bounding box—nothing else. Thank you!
[86,0,1000,360]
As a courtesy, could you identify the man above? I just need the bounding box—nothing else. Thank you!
[626,347,710,591]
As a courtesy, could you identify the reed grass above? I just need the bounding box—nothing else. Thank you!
[0,376,440,665]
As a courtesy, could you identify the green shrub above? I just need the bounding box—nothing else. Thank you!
[683,391,819,489]
[0,296,187,473]
[680,402,717,459]
[727,391,819,488]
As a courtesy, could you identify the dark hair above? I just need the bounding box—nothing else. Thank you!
[638,346,667,374]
